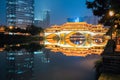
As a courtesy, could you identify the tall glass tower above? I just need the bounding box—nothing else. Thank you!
[6,0,34,28]
[42,10,50,28]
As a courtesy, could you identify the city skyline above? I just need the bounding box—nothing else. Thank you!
[35,0,93,25]
[0,0,120,80]
[0,0,94,26]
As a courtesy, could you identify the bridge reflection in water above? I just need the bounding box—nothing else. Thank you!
[44,22,110,57]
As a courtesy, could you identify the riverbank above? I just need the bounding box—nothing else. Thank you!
[98,73,120,80]
[96,54,120,80]
[0,33,43,45]
[95,39,120,80]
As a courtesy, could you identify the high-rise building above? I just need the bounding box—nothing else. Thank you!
[34,20,43,28]
[0,0,34,28]
[42,10,50,27]
[82,16,99,25]
[34,10,50,28]
[67,16,99,25]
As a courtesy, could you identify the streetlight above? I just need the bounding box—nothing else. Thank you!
[108,10,115,40]
[9,26,13,30]
[109,10,115,17]
[109,10,120,44]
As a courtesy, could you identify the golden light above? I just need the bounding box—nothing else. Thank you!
[44,22,109,57]
[9,26,13,29]
[0,27,5,32]
[109,10,115,16]
[115,25,117,28]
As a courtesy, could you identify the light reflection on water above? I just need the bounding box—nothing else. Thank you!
[0,43,101,80]
[44,31,109,57]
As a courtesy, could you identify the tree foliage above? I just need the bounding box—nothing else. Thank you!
[26,25,44,35]
[1,25,44,35]
[86,0,120,26]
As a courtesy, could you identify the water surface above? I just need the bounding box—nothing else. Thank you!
[0,43,100,80]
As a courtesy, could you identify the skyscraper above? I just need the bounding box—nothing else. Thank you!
[34,10,50,28]
[82,16,99,25]
[0,0,34,28]
[42,10,50,27]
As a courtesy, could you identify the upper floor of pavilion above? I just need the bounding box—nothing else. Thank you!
[45,22,109,33]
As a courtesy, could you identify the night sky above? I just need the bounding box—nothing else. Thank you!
[35,0,93,25]
[0,0,93,25]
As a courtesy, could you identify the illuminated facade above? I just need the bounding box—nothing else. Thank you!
[6,0,34,28]
[44,22,109,57]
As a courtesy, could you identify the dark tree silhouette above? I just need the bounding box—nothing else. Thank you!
[26,25,43,35]
[86,0,120,26]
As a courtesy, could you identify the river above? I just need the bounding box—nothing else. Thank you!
[0,42,100,80]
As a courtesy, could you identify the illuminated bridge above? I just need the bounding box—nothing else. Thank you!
[44,22,110,57]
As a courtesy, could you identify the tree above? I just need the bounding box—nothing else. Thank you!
[26,25,43,35]
[86,0,120,26]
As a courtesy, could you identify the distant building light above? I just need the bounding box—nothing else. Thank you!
[67,17,83,22]
[9,32,14,35]
[17,71,24,74]
[34,51,43,54]
[7,57,15,60]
